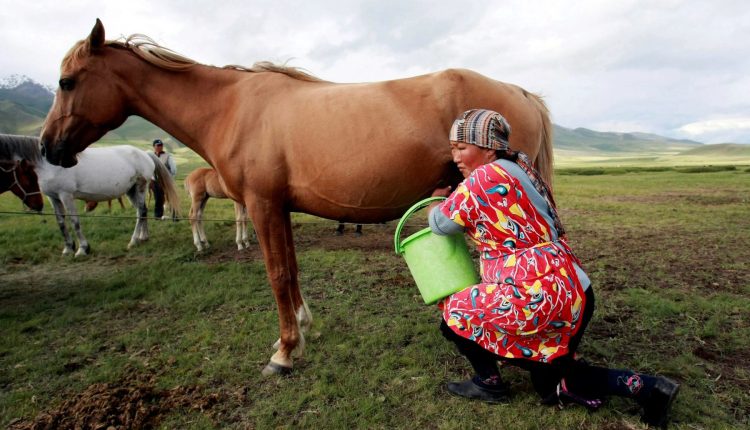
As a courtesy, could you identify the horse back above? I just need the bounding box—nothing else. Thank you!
[185,167,228,199]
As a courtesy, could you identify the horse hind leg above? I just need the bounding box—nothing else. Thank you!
[233,201,248,250]
[189,196,203,251]
[125,179,149,248]
[194,195,210,250]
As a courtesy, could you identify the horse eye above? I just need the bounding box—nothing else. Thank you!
[59,78,75,91]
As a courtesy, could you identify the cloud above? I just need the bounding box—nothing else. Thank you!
[2,0,750,143]
[677,117,750,143]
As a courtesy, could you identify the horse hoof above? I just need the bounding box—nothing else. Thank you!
[261,361,293,376]
[74,249,88,257]
[62,248,74,256]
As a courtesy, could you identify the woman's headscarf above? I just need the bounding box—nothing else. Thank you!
[450,109,567,237]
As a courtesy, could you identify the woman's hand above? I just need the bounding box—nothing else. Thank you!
[431,185,452,198]
[428,185,452,213]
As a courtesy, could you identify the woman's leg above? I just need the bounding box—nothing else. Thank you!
[553,287,680,427]
[440,321,510,402]
[509,287,598,400]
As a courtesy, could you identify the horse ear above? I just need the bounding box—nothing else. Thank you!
[88,18,105,51]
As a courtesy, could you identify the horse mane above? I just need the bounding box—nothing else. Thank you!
[0,134,42,163]
[223,61,324,83]
[63,34,325,82]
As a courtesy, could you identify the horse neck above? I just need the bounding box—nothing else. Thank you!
[114,51,247,162]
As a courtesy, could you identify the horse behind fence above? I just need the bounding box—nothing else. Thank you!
[0,158,43,212]
[0,134,180,256]
[185,167,252,251]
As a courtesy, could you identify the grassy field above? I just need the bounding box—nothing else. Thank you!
[1,153,749,429]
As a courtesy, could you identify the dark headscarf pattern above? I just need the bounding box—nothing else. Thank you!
[450,109,567,238]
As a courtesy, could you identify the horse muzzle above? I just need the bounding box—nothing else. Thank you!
[41,138,78,168]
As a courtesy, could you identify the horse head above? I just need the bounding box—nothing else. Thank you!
[41,19,129,167]
[0,159,43,212]
[17,160,43,211]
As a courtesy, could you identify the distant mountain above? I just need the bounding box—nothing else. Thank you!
[553,125,702,154]
[0,75,54,135]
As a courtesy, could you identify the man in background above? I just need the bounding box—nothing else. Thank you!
[152,139,177,220]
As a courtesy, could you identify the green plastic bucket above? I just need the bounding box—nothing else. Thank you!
[394,197,480,304]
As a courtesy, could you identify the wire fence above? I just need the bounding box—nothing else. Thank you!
[0,209,401,226]
[0,209,238,223]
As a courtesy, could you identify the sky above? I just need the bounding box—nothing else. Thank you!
[1,0,749,144]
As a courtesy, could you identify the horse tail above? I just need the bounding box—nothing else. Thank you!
[147,152,182,217]
[525,91,555,189]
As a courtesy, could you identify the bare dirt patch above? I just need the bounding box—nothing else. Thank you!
[7,368,222,430]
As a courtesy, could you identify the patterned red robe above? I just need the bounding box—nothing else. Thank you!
[437,161,587,363]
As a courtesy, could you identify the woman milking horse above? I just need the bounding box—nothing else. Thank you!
[41,19,553,375]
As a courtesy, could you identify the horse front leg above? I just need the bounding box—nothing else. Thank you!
[249,202,301,376]
[271,208,313,357]
[59,194,89,256]
[48,195,75,255]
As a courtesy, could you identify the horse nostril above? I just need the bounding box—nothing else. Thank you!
[40,142,47,157]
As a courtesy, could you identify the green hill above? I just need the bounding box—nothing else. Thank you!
[676,143,750,157]
[101,116,178,145]
[553,124,702,154]
[0,100,46,135]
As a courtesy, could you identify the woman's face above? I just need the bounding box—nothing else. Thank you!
[450,141,497,178]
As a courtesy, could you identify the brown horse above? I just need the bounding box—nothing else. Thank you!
[0,159,44,212]
[85,197,126,212]
[41,19,554,375]
[185,167,252,251]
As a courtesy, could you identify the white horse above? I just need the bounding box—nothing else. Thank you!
[0,134,180,256]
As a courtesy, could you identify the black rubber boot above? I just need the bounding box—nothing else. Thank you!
[446,377,511,404]
[638,377,680,429]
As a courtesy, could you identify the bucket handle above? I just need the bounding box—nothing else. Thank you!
[394,196,446,254]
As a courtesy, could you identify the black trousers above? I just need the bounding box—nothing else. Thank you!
[441,287,602,398]
[152,181,165,218]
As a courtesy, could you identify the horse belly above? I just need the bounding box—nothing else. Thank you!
[288,145,454,222]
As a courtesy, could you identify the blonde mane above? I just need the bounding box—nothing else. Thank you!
[62,34,324,82]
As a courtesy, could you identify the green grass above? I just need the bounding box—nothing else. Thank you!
[1,159,749,429]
